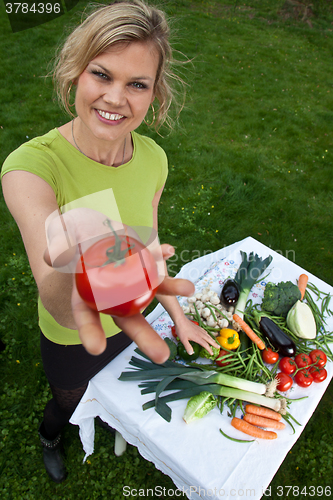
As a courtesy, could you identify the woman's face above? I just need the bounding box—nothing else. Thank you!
[74,41,159,143]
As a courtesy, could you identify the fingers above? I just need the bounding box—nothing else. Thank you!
[113,314,170,364]
[175,319,220,356]
[43,240,77,268]
[156,244,195,297]
[44,208,121,272]
[77,323,107,356]
[44,212,78,269]
[160,244,175,260]
[71,284,107,355]
[156,276,195,298]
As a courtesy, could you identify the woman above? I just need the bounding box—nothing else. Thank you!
[1,0,219,483]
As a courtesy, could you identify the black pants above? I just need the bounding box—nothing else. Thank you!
[40,331,132,440]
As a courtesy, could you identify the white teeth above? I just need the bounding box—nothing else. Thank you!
[97,110,124,121]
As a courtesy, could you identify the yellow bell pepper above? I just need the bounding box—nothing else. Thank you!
[216,328,240,350]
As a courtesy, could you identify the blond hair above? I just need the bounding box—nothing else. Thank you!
[53,0,185,130]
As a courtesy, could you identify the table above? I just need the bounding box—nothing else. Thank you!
[70,237,333,500]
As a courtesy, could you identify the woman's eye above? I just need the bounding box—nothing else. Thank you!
[92,70,109,80]
[131,82,147,90]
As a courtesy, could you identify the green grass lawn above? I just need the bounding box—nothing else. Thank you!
[1,1,333,499]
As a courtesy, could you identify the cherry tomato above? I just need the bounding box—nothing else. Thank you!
[294,369,313,388]
[279,357,297,375]
[261,347,279,364]
[75,232,159,317]
[276,372,293,392]
[309,349,327,368]
[294,353,312,369]
[309,366,328,383]
[216,349,231,367]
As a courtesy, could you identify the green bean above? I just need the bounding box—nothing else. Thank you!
[220,428,254,443]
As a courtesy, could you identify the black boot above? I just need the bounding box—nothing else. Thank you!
[38,423,67,483]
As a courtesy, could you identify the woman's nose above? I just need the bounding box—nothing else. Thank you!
[103,84,126,107]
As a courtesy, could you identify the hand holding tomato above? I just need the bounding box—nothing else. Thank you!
[43,209,195,363]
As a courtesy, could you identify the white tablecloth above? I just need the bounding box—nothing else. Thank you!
[70,237,333,500]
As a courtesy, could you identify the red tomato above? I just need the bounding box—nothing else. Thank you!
[261,347,279,364]
[309,366,328,383]
[309,349,327,368]
[216,349,231,367]
[276,372,293,392]
[171,326,178,338]
[294,369,313,388]
[75,233,159,317]
[294,353,312,369]
[279,357,297,375]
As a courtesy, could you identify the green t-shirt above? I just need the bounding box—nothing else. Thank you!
[1,128,168,345]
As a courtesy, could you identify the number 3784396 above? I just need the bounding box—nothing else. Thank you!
[5,2,61,14]
[275,486,331,497]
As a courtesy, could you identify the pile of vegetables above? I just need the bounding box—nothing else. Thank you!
[119,250,333,442]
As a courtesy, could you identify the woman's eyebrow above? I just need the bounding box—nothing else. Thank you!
[90,63,154,81]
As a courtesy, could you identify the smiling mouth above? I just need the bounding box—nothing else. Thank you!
[97,110,125,121]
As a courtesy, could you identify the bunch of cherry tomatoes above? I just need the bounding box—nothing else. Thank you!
[262,348,328,391]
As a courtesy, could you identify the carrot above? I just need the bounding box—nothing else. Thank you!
[231,417,277,440]
[243,413,286,430]
[245,404,282,421]
[233,314,266,350]
[298,273,308,300]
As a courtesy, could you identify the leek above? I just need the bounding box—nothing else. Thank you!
[234,251,273,319]
[178,371,267,395]
[119,349,283,422]
[119,353,267,394]
[142,384,284,414]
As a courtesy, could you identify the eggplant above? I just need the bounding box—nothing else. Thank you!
[220,279,240,308]
[258,316,296,357]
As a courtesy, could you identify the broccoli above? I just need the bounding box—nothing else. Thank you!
[261,281,301,318]
[199,344,220,361]
[164,337,178,361]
